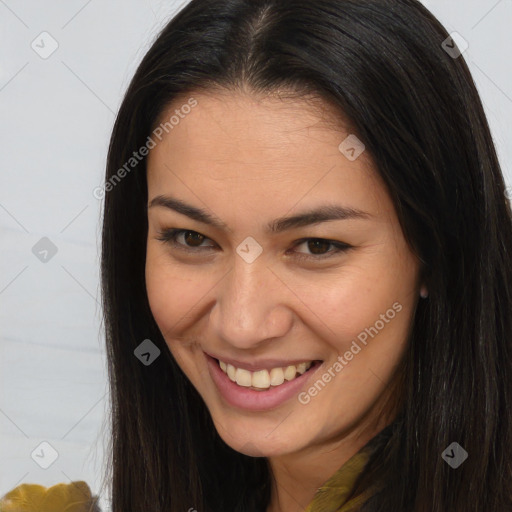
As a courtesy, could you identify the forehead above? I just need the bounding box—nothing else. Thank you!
[146,90,389,220]
[150,89,352,165]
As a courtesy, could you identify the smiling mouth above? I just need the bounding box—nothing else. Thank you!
[216,358,322,391]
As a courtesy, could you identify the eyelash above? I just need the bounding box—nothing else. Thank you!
[155,228,351,261]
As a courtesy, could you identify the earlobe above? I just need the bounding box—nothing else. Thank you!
[420,284,429,299]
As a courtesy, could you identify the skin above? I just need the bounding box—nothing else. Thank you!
[145,89,423,512]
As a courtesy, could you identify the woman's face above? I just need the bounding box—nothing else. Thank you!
[145,90,421,457]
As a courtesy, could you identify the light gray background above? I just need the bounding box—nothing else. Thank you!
[1,1,511,510]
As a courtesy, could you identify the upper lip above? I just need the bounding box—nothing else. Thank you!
[204,351,321,372]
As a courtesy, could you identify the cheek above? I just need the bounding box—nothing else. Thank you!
[313,290,412,373]
[145,245,212,339]
[297,270,415,433]
[301,256,417,376]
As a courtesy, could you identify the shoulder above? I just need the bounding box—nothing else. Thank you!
[0,481,100,512]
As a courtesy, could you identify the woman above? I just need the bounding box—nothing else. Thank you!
[2,0,510,511]
[101,0,512,510]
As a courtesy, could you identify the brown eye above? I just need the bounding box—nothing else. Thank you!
[156,228,216,252]
[306,239,331,255]
[291,238,351,262]
[157,229,350,262]
[183,230,206,247]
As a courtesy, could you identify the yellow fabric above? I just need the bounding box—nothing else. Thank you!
[304,448,373,512]
[0,481,96,512]
[0,446,372,512]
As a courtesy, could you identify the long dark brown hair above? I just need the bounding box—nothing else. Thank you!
[99,0,512,510]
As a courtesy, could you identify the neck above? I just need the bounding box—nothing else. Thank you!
[265,416,391,512]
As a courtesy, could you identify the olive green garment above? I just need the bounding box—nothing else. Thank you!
[0,441,376,512]
[0,481,98,512]
[304,448,374,512]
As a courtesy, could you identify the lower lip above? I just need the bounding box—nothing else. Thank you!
[205,354,323,411]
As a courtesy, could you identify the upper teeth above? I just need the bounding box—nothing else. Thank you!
[218,360,313,390]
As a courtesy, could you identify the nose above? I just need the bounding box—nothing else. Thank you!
[209,255,294,349]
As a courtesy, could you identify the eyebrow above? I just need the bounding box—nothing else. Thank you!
[148,195,370,233]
